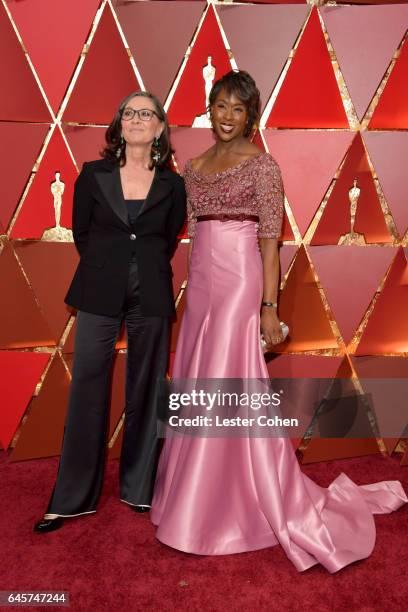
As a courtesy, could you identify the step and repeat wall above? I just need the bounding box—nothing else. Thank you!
[0,0,407,465]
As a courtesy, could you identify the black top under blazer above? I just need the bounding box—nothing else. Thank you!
[65,158,187,317]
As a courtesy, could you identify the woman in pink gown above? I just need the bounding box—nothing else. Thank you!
[151,71,407,572]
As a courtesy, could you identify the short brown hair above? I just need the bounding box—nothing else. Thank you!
[208,70,261,137]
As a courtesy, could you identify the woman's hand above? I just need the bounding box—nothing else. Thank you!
[260,307,284,347]
[259,237,282,347]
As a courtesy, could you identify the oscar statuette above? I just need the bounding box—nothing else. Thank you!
[338,178,366,246]
[41,171,73,242]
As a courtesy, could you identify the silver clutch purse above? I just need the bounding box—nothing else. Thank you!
[261,322,289,352]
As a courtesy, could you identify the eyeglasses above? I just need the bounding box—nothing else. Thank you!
[121,107,159,122]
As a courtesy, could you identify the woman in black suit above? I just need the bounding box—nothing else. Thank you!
[34,91,186,532]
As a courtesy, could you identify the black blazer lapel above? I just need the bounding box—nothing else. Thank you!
[137,169,173,219]
[95,163,129,227]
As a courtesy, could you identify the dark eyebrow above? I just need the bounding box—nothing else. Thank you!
[124,106,154,112]
[216,99,245,108]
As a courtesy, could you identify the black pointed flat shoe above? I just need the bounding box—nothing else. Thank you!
[33,517,64,533]
[131,505,151,514]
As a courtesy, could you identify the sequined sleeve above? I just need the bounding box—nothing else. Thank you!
[183,161,197,238]
[256,155,285,239]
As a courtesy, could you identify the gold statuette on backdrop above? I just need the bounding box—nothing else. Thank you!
[42,171,73,242]
[338,178,366,246]
[193,56,216,128]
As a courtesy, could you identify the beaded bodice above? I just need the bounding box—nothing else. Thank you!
[183,152,285,239]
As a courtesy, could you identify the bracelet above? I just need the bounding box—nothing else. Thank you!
[262,301,278,309]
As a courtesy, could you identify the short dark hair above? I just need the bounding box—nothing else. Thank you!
[102,91,173,169]
[208,70,261,137]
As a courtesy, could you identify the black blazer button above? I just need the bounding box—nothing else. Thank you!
[130,233,136,241]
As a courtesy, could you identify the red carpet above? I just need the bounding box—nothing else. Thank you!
[1,450,407,611]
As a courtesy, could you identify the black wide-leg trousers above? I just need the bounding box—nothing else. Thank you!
[46,262,169,517]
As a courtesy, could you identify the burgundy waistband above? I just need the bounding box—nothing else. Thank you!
[196,214,259,223]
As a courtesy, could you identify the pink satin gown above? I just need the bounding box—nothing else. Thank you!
[151,154,407,573]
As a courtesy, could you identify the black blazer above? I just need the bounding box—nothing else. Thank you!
[65,158,186,317]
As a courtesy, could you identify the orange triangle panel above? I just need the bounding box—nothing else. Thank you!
[0,122,48,231]
[7,0,100,113]
[11,128,78,239]
[63,3,141,124]
[0,242,55,348]
[370,37,408,129]
[278,246,338,351]
[0,350,50,449]
[311,133,392,245]
[167,5,233,126]
[10,354,70,460]
[0,3,50,121]
[13,242,79,343]
[265,9,348,128]
[356,248,408,354]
